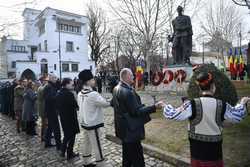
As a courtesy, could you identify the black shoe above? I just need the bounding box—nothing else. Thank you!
[67,152,79,160]
[45,143,56,148]
[84,164,96,167]
[30,132,38,136]
[56,145,61,151]
[60,151,65,158]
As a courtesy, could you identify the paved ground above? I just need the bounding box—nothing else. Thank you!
[0,92,174,167]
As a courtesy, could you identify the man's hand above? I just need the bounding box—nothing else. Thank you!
[155,101,166,109]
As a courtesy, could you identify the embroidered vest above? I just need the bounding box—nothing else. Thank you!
[188,97,224,142]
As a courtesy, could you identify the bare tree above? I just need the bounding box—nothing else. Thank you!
[200,0,242,67]
[111,28,123,72]
[119,27,143,68]
[108,0,170,73]
[231,0,250,9]
[200,0,242,49]
[87,3,110,65]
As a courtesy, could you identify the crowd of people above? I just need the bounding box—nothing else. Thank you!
[0,67,249,167]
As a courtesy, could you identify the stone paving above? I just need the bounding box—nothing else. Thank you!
[0,92,175,167]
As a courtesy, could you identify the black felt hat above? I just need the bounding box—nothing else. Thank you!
[78,69,94,83]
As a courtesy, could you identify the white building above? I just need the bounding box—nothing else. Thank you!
[0,36,8,79]
[0,7,95,80]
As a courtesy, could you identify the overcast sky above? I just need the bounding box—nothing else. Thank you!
[0,0,249,49]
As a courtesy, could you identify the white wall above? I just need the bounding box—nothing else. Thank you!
[0,39,8,79]
[5,40,30,73]
[6,7,95,79]
[16,62,39,79]
[23,8,41,42]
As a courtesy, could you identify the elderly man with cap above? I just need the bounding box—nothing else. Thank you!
[43,74,61,149]
[77,69,111,167]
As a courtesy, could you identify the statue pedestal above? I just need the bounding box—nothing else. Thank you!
[147,65,193,93]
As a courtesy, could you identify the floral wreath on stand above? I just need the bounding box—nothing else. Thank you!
[151,71,164,86]
[163,70,174,85]
[174,69,187,83]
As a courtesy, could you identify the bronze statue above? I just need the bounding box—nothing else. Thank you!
[168,6,193,65]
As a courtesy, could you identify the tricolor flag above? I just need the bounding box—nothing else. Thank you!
[136,66,143,81]
[228,48,233,56]
[229,55,234,73]
[233,48,238,71]
[239,49,244,73]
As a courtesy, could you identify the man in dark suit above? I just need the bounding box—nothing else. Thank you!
[43,74,61,149]
[111,68,163,167]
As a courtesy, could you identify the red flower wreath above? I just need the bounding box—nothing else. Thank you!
[151,71,164,86]
[163,70,174,84]
[174,69,187,83]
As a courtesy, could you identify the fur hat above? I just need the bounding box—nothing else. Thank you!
[78,69,94,83]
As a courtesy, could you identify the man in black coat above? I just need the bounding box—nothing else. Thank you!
[43,74,61,149]
[56,78,80,160]
[111,68,163,167]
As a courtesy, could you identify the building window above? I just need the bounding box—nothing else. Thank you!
[63,24,68,31]
[44,40,48,52]
[71,64,78,72]
[66,41,74,52]
[10,45,26,52]
[54,64,57,70]
[62,63,69,72]
[39,23,45,35]
[69,25,73,32]
[11,61,16,68]
[40,59,48,75]
[58,23,81,34]
[74,26,80,33]
[38,43,41,51]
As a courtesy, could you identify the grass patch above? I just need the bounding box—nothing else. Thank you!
[222,116,250,166]
[144,118,189,157]
[235,83,250,97]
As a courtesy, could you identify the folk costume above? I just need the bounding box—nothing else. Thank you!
[163,73,247,167]
[78,70,110,167]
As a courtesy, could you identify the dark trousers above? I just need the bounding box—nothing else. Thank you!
[61,133,76,155]
[45,115,61,146]
[122,141,145,167]
[26,121,36,135]
[40,117,47,142]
